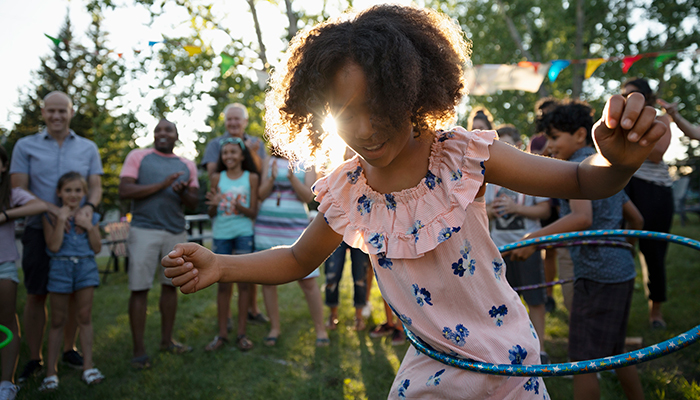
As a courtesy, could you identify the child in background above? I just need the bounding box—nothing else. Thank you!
[509,101,646,400]
[485,125,551,364]
[162,5,665,398]
[40,172,103,391]
[0,146,47,400]
[204,137,259,351]
[468,108,494,131]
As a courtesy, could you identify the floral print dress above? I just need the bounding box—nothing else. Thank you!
[313,127,548,399]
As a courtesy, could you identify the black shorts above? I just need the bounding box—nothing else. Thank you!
[21,227,51,296]
[504,254,546,306]
[568,278,634,361]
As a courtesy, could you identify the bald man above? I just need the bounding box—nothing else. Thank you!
[10,91,103,382]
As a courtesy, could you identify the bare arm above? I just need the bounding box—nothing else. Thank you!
[658,99,700,141]
[485,94,667,201]
[0,199,48,224]
[119,174,181,200]
[43,209,70,253]
[162,212,343,294]
[258,160,276,200]
[288,168,316,204]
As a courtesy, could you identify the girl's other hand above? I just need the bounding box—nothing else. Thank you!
[656,98,679,118]
[162,243,220,294]
[593,93,667,170]
[205,187,222,207]
[74,212,93,230]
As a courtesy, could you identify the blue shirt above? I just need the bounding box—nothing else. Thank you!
[560,146,636,283]
[47,213,101,258]
[10,130,103,229]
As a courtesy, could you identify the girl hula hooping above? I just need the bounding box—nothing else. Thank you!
[162,5,666,399]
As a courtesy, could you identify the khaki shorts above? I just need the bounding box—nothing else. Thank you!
[127,226,187,292]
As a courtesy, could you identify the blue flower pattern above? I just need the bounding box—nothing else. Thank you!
[357,195,372,215]
[377,253,393,270]
[509,345,528,365]
[426,369,445,387]
[451,258,466,277]
[523,377,540,394]
[442,324,469,347]
[488,305,508,327]
[529,321,538,339]
[438,131,454,142]
[459,240,477,276]
[389,303,413,327]
[438,226,460,243]
[492,259,504,280]
[450,169,462,181]
[425,171,442,190]
[368,233,385,251]
[407,220,424,243]
[412,284,433,306]
[385,194,397,211]
[346,166,362,184]
[397,379,410,399]
[480,161,485,175]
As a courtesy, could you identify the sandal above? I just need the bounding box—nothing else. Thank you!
[38,375,59,392]
[327,316,339,330]
[263,336,278,347]
[205,336,229,352]
[315,337,330,347]
[354,317,366,331]
[160,341,193,354]
[131,355,151,370]
[236,334,253,351]
[82,368,104,385]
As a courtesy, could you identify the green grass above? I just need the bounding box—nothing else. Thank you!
[10,217,700,399]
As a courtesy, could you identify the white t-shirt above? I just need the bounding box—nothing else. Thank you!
[484,184,548,248]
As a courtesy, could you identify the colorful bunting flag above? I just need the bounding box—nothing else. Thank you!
[654,52,676,68]
[45,34,61,46]
[584,58,605,79]
[517,61,541,73]
[465,63,549,95]
[622,55,643,73]
[548,60,571,82]
[220,53,235,76]
[148,41,162,47]
[184,45,202,56]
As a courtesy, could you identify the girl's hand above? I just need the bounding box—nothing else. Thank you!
[505,244,537,261]
[657,98,679,118]
[162,243,221,294]
[205,187,222,207]
[57,206,72,221]
[74,212,94,230]
[493,195,518,217]
[593,93,667,170]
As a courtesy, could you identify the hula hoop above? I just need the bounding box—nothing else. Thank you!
[405,229,700,377]
[512,278,574,292]
[0,325,12,350]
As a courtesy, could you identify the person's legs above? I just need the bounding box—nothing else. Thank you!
[21,294,46,361]
[324,244,346,329]
[20,227,51,368]
[616,366,644,399]
[262,285,281,341]
[349,247,369,329]
[216,282,234,339]
[573,373,600,400]
[46,293,70,377]
[74,287,95,372]
[557,248,574,312]
[128,290,149,358]
[0,279,19,383]
[543,248,557,311]
[236,283,251,338]
[63,296,80,355]
[298,277,329,341]
[159,284,178,347]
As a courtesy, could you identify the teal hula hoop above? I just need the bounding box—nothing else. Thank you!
[404,229,700,377]
[0,325,12,350]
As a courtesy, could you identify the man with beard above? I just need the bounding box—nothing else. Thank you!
[119,118,199,369]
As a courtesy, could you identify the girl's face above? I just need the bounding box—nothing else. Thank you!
[471,119,490,131]
[329,62,413,169]
[57,179,85,208]
[221,143,244,170]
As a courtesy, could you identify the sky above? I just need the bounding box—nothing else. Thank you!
[0,0,692,162]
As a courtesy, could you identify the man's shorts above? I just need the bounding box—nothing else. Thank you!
[21,227,52,295]
[568,278,634,361]
[0,261,20,284]
[48,257,100,294]
[127,226,187,292]
[504,253,546,306]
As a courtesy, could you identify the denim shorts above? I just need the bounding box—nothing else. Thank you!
[47,256,100,294]
[0,261,19,284]
[212,236,254,255]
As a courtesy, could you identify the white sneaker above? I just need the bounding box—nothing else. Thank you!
[361,303,372,318]
[0,381,19,400]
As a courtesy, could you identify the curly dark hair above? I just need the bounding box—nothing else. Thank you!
[534,96,559,134]
[265,4,471,168]
[622,78,656,107]
[543,100,595,145]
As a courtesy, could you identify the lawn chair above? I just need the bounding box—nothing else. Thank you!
[101,221,130,284]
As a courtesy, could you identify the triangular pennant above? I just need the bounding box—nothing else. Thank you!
[654,52,676,68]
[622,55,643,73]
[148,41,162,47]
[584,58,605,79]
[220,53,235,76]
[44,34,61,46]
[517,61,542,74]
[184,45,202,56]
[548,60,571,82]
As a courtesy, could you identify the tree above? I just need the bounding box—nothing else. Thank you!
[5,11,141,213]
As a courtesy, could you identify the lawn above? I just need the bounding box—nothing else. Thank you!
[9,217,700,399]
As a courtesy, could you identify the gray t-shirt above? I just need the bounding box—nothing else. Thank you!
[120,148,199,234]
[485,184,548,248]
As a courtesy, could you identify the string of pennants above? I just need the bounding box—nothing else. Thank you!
[465,47,699,96]
[45,33,696,94]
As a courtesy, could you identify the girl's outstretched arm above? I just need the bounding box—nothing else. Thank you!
[163,212,343,294]
[485,93,667,200]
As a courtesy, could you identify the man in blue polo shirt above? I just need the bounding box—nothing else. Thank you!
[10,91,103,382]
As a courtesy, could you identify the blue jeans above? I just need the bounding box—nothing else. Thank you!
[212,236,254,255]
[324,242,369,308]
